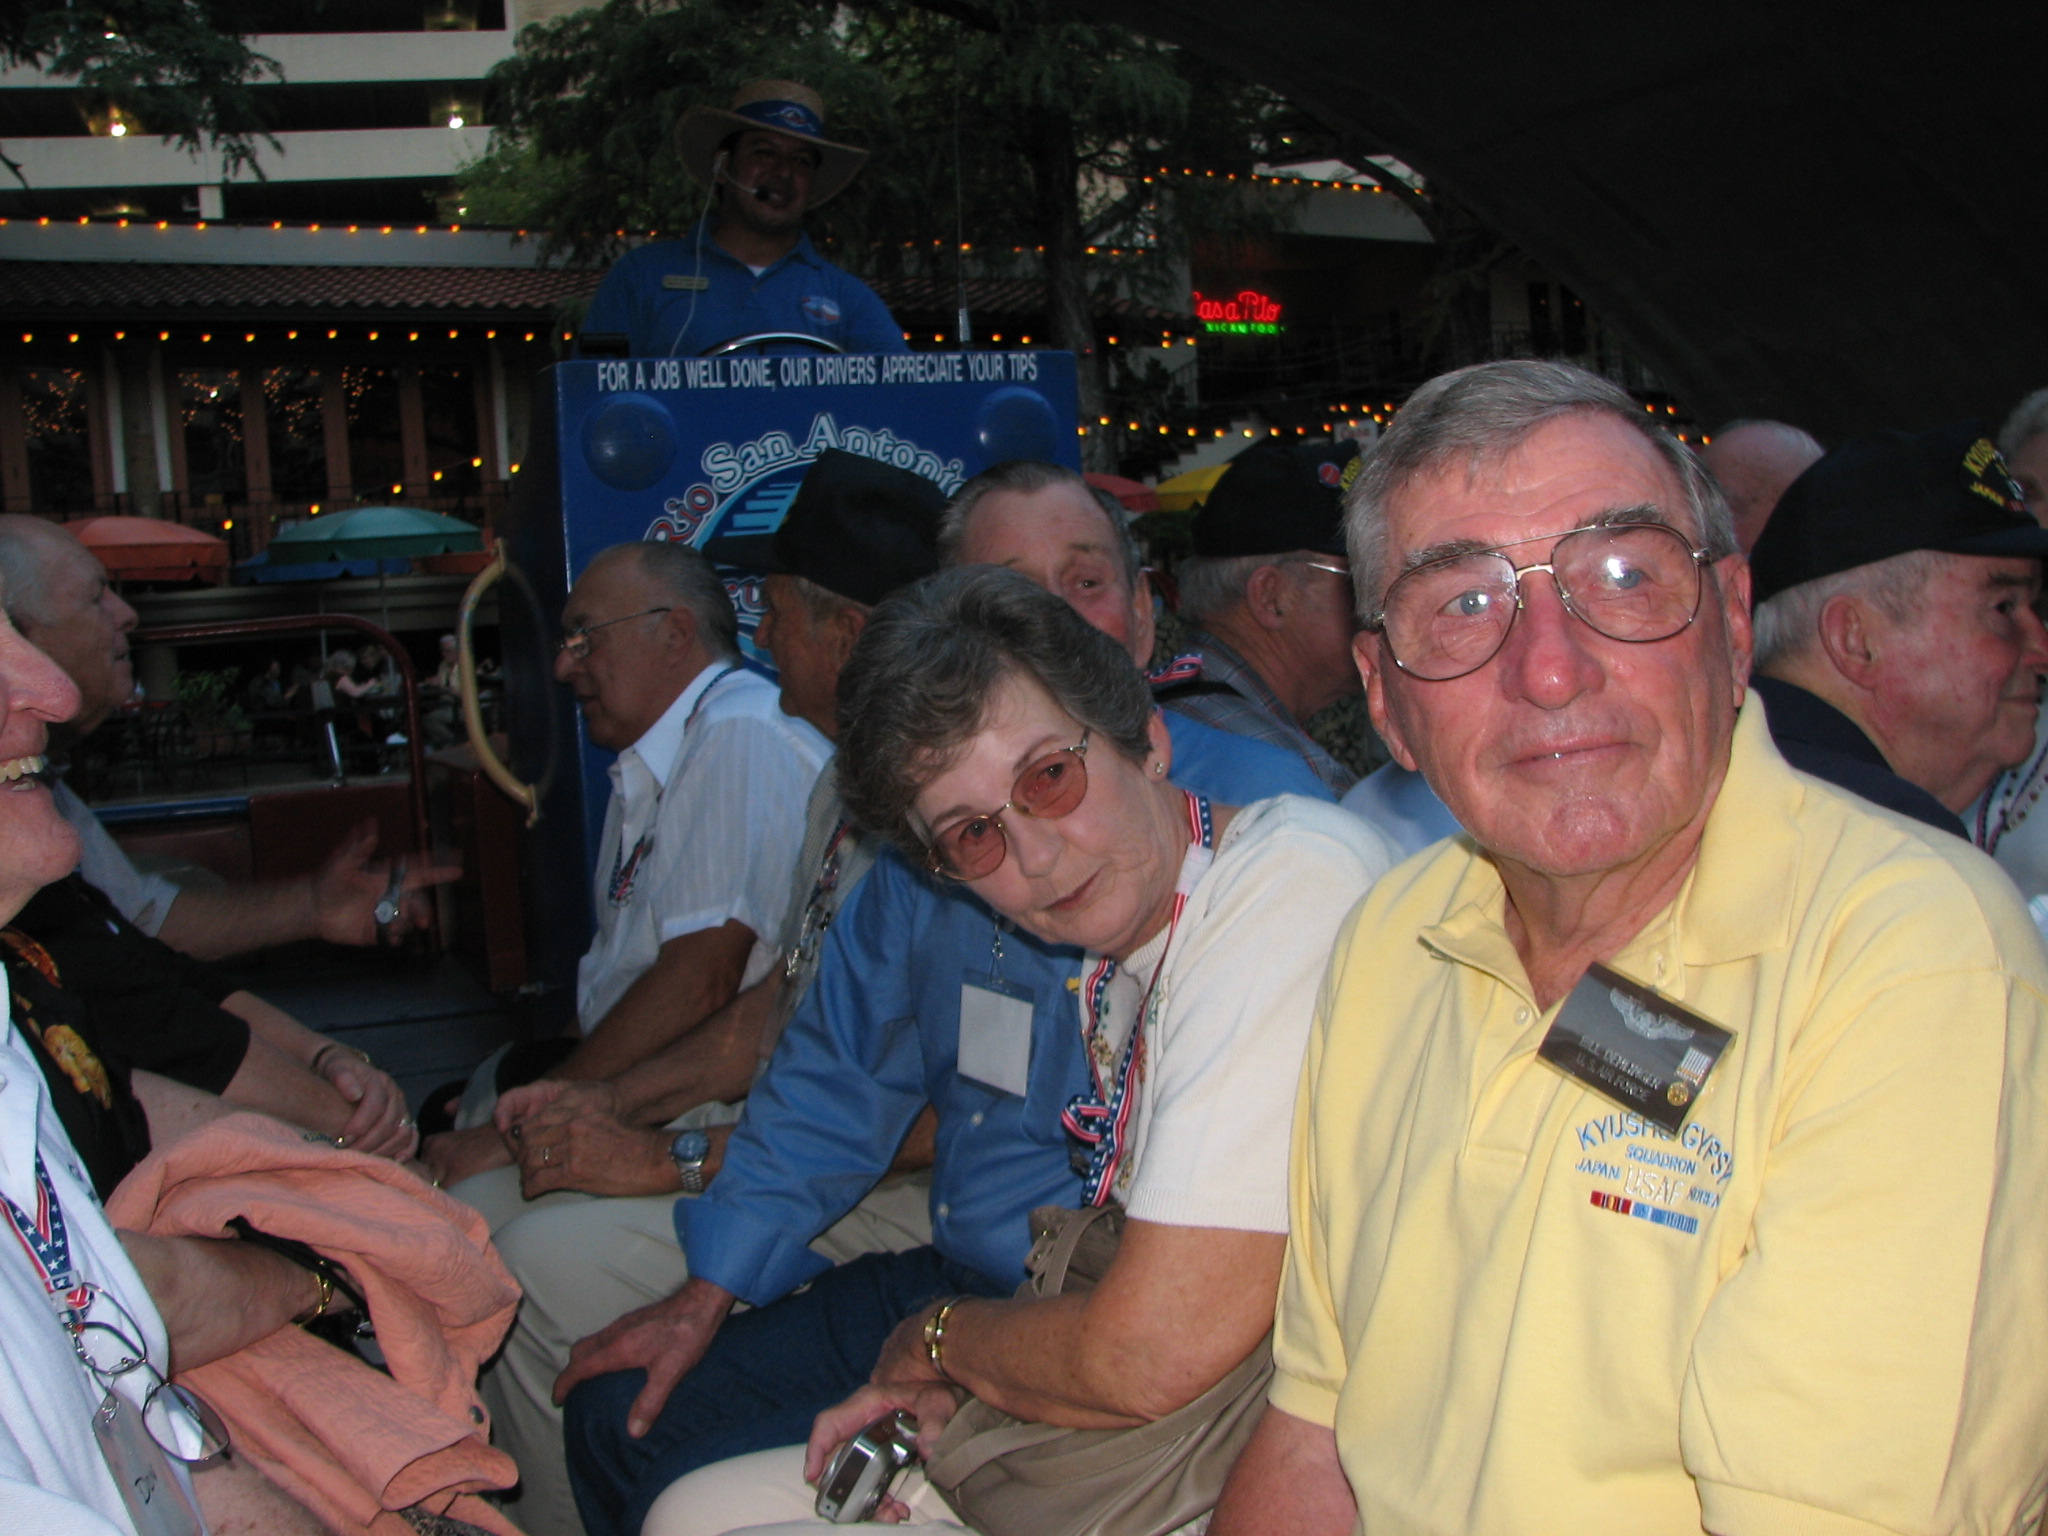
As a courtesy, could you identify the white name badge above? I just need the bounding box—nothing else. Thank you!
[958,976,1034,1098]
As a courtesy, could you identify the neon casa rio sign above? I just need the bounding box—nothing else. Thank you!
[1194,289,1284,335]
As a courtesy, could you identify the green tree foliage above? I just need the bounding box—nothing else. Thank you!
[460,0,1313,451]
[0,2,277,185]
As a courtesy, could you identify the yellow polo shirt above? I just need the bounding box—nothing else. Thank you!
[1273,701,2048,1536]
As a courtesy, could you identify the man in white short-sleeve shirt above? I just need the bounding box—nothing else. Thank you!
[0,514,458,959]
[426,540,827,1186]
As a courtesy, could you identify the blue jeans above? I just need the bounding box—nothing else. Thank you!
[563,1246,1008,1536]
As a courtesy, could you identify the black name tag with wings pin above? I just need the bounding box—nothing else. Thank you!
[1537,963,1735,1133]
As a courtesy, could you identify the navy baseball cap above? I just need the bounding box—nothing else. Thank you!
[1750,421,2048,603]
[1192,437,1364,559]
[705,449,943,606]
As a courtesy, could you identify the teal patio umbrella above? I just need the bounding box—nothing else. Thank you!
[267,506,485,563]
[265,507,484,629]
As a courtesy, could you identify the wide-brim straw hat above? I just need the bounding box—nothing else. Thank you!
[675,79,869,207]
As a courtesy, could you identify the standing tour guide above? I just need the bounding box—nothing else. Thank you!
[580,80,909,358]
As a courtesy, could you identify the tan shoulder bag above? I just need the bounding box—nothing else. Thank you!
[923,1203,1272,1536]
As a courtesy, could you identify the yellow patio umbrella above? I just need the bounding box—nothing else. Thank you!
[1153,463,1231,512]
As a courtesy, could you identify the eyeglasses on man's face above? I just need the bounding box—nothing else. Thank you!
[557,606,671,662]
[925,729,1092,882]
[1364,521,1712,682]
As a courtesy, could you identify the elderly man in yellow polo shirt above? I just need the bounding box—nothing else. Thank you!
[1215,359,2048,1536]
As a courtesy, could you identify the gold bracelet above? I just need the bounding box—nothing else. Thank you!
[923,1295,967,1384]
[294,1269,334,1325]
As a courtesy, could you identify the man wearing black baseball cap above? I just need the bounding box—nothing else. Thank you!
[474,449,944,1535]
[706,448,945,739]
[1160,437,1368,795]
[1749,421,2048,835]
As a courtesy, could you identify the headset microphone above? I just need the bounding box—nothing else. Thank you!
[712,152,773,202]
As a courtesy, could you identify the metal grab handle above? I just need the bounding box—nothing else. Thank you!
[458,546,540,827]
[697,331,844,356]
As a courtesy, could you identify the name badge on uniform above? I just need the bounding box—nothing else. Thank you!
[1538,963,1733,1133]
[958,973,1034,1098]
[662,274,710,291]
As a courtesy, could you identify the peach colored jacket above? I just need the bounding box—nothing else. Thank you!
[108,1113,524,1536]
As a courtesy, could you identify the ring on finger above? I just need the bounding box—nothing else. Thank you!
[540,1144,553,1165]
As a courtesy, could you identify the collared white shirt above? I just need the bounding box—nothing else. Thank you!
[0,1005,176,1534]
[575,660,831,1031]
[52,783,181,939]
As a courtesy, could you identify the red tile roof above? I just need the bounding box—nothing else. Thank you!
[0,259,1188,327]
[0,260,604,319]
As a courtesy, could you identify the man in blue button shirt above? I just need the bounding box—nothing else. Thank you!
[579,80,908,360]
[557,463,1328,1536]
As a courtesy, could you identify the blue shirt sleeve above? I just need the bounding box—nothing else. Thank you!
[678,866,927,1305]
[1164,712,1335,803]
[580,249,651,351]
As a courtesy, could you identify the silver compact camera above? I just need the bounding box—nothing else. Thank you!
[814,1409,921,1523]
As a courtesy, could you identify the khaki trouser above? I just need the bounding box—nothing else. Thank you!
[451,1132,934,1536]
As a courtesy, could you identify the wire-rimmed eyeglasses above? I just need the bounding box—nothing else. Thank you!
[70,1284,231,1466]
[924,730,1092,881]
[1363,521,1712,682]
[558,606,672,661]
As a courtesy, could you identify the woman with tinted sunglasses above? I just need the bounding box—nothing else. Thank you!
[648,567,1397,1533]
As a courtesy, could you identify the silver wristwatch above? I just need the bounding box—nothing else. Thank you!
[669,1129,711,1194]
[373,861,408,929]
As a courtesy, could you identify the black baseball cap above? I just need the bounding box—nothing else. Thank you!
[705,449,944,606]
[1192,437,1364,559]
[1749,421,2048,603]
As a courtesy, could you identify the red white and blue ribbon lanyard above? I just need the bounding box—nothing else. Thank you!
[1062,791,1214,1206]
[607,664,740,906]
[3,1152,93,1329]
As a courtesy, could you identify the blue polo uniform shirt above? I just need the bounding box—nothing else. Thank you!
[581,218,908,358]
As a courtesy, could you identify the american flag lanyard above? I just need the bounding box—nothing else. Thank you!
[607,664,741,906]
[1062,791,1214,1206]
[3,1153,93,1328]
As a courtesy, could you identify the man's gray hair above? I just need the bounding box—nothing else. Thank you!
[624,539,740,659]
[0,515,63,625]
[1345,360,1737,609]
[835,566,1155,863]
[2000,388,2048,463]
[786,572,868,624]
[1751,549,1946,672]
[1175,554,1273,622]
[937,460,1142,590]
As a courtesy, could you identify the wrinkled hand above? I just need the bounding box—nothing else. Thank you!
[420,1123,512,1189]
[869,1303,949,1391]
[310,821,462,947]
[554,1276,735,1436]
[511,1109,676,1200]
[803,1379,963,1521]
[318,1050,415,1159]
[493,1076,622,1140]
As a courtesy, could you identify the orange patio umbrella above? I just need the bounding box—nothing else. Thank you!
[67,517,230,583]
